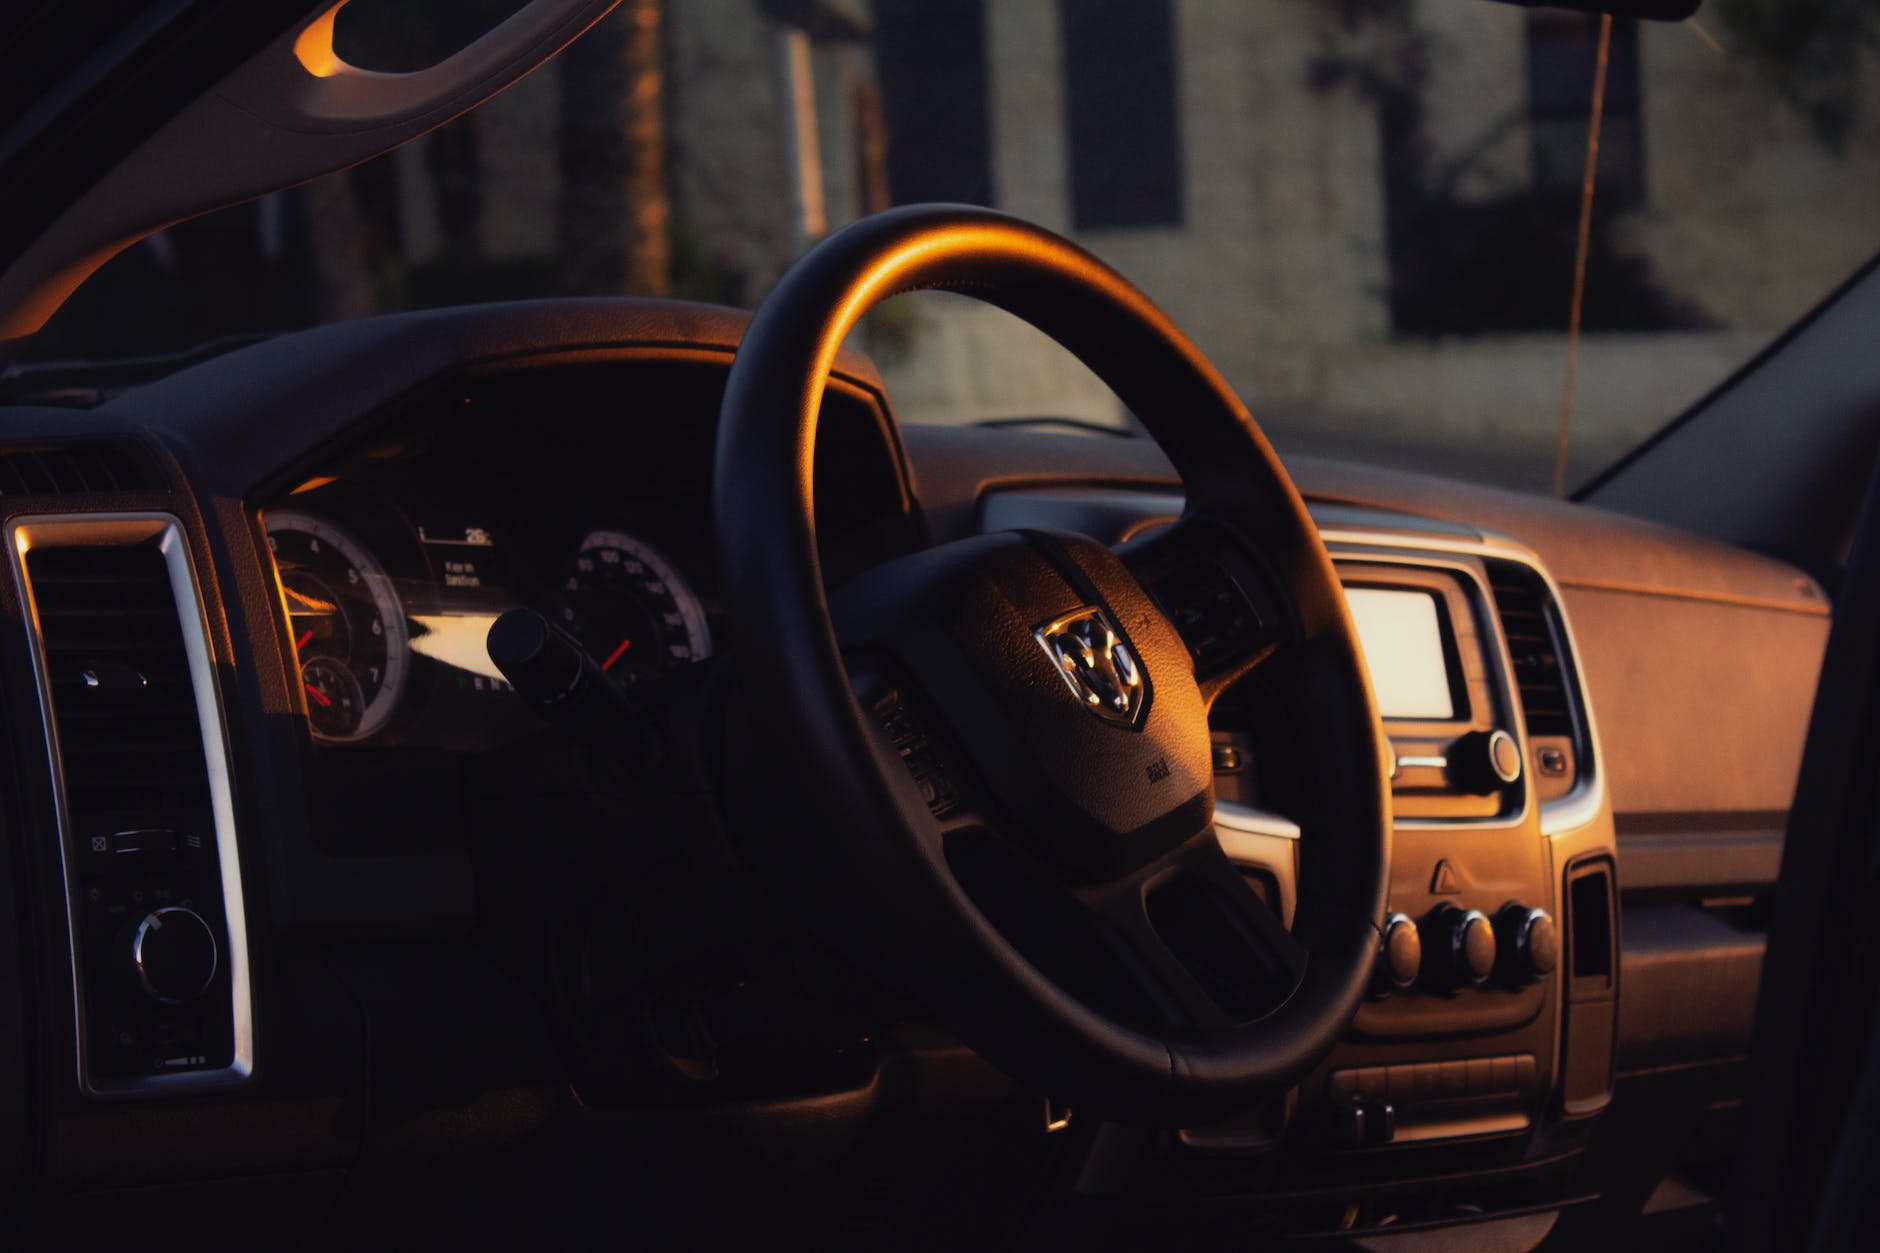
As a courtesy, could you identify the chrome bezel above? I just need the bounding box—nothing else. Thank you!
[9,513,256,1098]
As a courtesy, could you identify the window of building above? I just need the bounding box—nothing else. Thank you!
[1526,13,1646,211]
[872,0,994,206]
[1059,0,1183,230]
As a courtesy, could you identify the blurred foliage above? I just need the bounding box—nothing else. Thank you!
[1387,197,1711,334]
[1316,2,1710,336]
[1713,0,1880,150]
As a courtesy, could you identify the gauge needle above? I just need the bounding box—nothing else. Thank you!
[303,682,332,708]
[296,629,315,651]
[600,639,633,671]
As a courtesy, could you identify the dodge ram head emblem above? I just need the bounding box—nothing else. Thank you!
[1036,607,1147,726]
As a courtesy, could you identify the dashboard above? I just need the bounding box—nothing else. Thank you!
[0,298,1829,1248]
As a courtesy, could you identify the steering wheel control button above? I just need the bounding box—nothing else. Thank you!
[130,907,218,1005]
[1376,913,1423,994]
[1449,729,1524,794]
[1496,904,1560,984]
[873,690,961,817]
[1431,906,1496,989]
[1152,562,1262,672]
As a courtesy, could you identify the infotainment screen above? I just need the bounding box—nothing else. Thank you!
[1343,587,1456,720]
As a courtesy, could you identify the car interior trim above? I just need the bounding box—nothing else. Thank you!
[7,512,254,1097]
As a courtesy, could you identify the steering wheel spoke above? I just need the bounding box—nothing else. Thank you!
[1072,833,1309,1035]
[1118,513,1291,708]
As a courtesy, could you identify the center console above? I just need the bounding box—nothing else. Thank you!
[982,490,1620,1225]
[1295,523,1614,1162]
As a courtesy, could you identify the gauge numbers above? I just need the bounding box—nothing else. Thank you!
[564,531,712,688]
[267,510,408,742]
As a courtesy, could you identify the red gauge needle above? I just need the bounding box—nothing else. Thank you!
[296,629,315,650]
[303,682,332,709]
[599,638,633,671]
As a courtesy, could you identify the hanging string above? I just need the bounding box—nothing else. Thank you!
[1552,14,1613,500]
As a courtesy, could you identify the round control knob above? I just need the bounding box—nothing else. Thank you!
[1496,904,1559,983]
[130,907,218,1004]
[1450,729,1523,794]
[1441,907,1497,988]
[1376,912,1423,994]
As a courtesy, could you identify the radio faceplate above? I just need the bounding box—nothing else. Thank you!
[1338,560,1526,825]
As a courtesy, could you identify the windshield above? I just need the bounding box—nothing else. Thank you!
[24,0,1880,494]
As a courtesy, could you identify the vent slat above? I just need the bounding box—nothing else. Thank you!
[0,444,155,497]
[27,542,212,818]
[1488,570,1576,738]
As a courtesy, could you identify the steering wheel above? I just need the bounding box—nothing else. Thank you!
[715,205,1390,1125]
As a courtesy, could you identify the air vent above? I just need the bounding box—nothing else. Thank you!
[0,444,155,496]
[11,514,252,1096]
[27,545,212,818]
[1487,567,1573,738]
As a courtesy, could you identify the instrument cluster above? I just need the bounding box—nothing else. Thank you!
[265,498,716,751]
[252,351,912,781]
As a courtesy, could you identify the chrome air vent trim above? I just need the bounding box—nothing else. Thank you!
[9,513,254,1097]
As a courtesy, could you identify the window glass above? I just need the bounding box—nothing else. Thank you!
[26,0,1880,495]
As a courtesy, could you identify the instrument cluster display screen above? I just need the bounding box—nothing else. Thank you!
[1344,587,1456,721]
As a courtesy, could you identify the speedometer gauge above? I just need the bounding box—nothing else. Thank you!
[266,509,409,742]
[563,530,712,689]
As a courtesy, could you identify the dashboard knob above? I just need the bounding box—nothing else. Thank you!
[130,907,218,1004]
[1449,729,1523,794]
[1376,912,1422,993]
[1436,907,1496,988]
[1496,904,1559,983]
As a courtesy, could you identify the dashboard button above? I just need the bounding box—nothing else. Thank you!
[1495,904,1559,983]
[1490,1054,1517,1091]
[1430,906,1496,988]
[1376,912,1422,993]
[1448,729,1523,793]
[129,907,218,1005]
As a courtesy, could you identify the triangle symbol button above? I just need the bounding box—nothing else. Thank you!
[1431,860,1461,894]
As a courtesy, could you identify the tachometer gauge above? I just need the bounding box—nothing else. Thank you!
[564,530,712,688]
[266,509,409,742]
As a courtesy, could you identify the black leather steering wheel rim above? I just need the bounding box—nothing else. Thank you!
[715,204,1390,1124]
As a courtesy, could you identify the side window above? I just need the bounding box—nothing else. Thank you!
[1060,0,1183,230]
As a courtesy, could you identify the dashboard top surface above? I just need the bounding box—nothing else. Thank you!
[22,295,1818,628]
